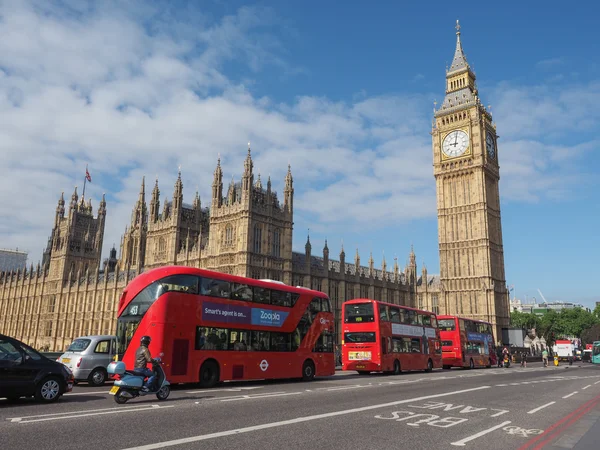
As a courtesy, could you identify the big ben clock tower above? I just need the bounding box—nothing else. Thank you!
[432,21,509,338]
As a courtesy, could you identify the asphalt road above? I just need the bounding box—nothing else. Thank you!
[2,362,600,450]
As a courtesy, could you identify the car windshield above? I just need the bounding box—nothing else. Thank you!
[67,338,91,352]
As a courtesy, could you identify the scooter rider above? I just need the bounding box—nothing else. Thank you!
[133,336,155,391]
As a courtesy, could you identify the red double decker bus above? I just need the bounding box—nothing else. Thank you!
[341,299,442,374]
[437,315,496,369]
[114,266,335,387]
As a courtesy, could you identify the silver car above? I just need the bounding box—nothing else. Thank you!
[58,335,117,386]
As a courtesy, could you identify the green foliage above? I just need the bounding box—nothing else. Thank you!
[510,307,599,343]
[581,324,600,345]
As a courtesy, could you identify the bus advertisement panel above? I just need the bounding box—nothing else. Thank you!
[341,299,442,374]
[114,266,335,387]
[437,315,496,369]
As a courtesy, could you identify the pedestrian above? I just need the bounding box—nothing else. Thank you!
[520,350,527,368]
[542,348,548,367]
[496,346,503,367]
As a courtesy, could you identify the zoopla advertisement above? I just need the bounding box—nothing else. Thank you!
[202,301,289,327]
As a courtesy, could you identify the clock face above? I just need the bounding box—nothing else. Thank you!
[486,131,496,159]
[442,130,469,158]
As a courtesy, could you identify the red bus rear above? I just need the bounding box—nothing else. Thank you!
[114,266,335,387]
[437,315,496,369]
[341,299,442,374]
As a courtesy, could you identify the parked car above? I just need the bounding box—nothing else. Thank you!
[0,333,74,402]
[57,335,117,386]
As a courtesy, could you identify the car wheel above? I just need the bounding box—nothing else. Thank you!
[35,376,63,403]
[199,360,220,388]
[302,360,315,381]
[88,368,107,386]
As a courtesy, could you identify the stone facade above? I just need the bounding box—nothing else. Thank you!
[0,22,509,352]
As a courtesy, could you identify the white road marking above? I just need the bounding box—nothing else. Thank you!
[582,384,592,390]
[7,404,173,424]
[595,380,600,385]
[562,392,578,399]
[121,386,491,450]
[450,421,512,446]
[495,384,508,387]
[221,392,303,402]
[6,404,151,421]
[186,386,263,394]
[527,401,556,414]
[64,390,110,396]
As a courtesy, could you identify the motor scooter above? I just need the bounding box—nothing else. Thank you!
[503,354,511,368]
[106,356,170,404]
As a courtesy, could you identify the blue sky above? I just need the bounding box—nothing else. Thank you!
[0,0,599,308]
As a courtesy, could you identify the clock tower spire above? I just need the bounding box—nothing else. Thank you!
[431,21,509,338]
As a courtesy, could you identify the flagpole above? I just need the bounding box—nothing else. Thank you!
[83,164,87,199]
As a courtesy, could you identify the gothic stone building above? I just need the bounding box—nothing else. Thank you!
[0,22,508,351]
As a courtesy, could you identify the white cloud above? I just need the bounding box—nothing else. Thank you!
[0,1,597,265]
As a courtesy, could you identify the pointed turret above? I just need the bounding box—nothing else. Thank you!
[70,186,78,211]
[305,231,312,258]
[323,239,329,259]
[421,263,428,287]
[212,155,223,208]
[255,173,262,189]
[55,192,65,225]
[173,168,183,210]
[242,143,254,193]
[267,175,272,192]
[150,178,160,222]
[382,252,387,273]
[436,20,479,117]
[193,190,200,210]
[284,164,293,213]
[368,251,374,276]
[354,248,360,272]
[98,193,106,217]
[447,20,470,75]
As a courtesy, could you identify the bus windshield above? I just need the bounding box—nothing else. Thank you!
[593,343,600,356]
[344,303,374,323]
[438,319,456,331]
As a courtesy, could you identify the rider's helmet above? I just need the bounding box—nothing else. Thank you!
[141,335,151,347]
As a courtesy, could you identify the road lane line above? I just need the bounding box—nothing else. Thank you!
[6,404,158,420]
[450,421,512,446]
[121,385,491,450]
[186,387,263,394]
[9,405,174,424]
[527,401,556,414]
[220,392,303,402]
[595,381,600,385]
[582,385,591,390]
[562,392,578,399]
[64,390,110,396]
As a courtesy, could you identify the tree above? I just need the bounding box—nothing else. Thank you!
[581,323,600,345]
[510,310,539,330]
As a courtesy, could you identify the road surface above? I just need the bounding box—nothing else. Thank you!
[1,362,600,450]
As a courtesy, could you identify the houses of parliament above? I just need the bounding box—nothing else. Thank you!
[0,22,510,351]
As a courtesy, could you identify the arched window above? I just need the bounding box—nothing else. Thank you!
[225,224,233,246]
[253,224,262,253]
[272,229,281,257]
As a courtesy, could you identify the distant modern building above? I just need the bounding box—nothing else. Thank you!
[511,298,587,314]
[0,248,27,272]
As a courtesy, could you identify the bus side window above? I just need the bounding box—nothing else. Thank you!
[390,307,400,323]
[321,297,332,312]
[422,315,431,326]
[200,277,230,298]
[160,274,199,294]
[380,305,390,322]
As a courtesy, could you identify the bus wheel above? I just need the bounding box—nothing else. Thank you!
[393,360,401,375]
[426,359,433,373]
[199,360,220,388]
[469,359,474,369]
[302,360,315,381]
